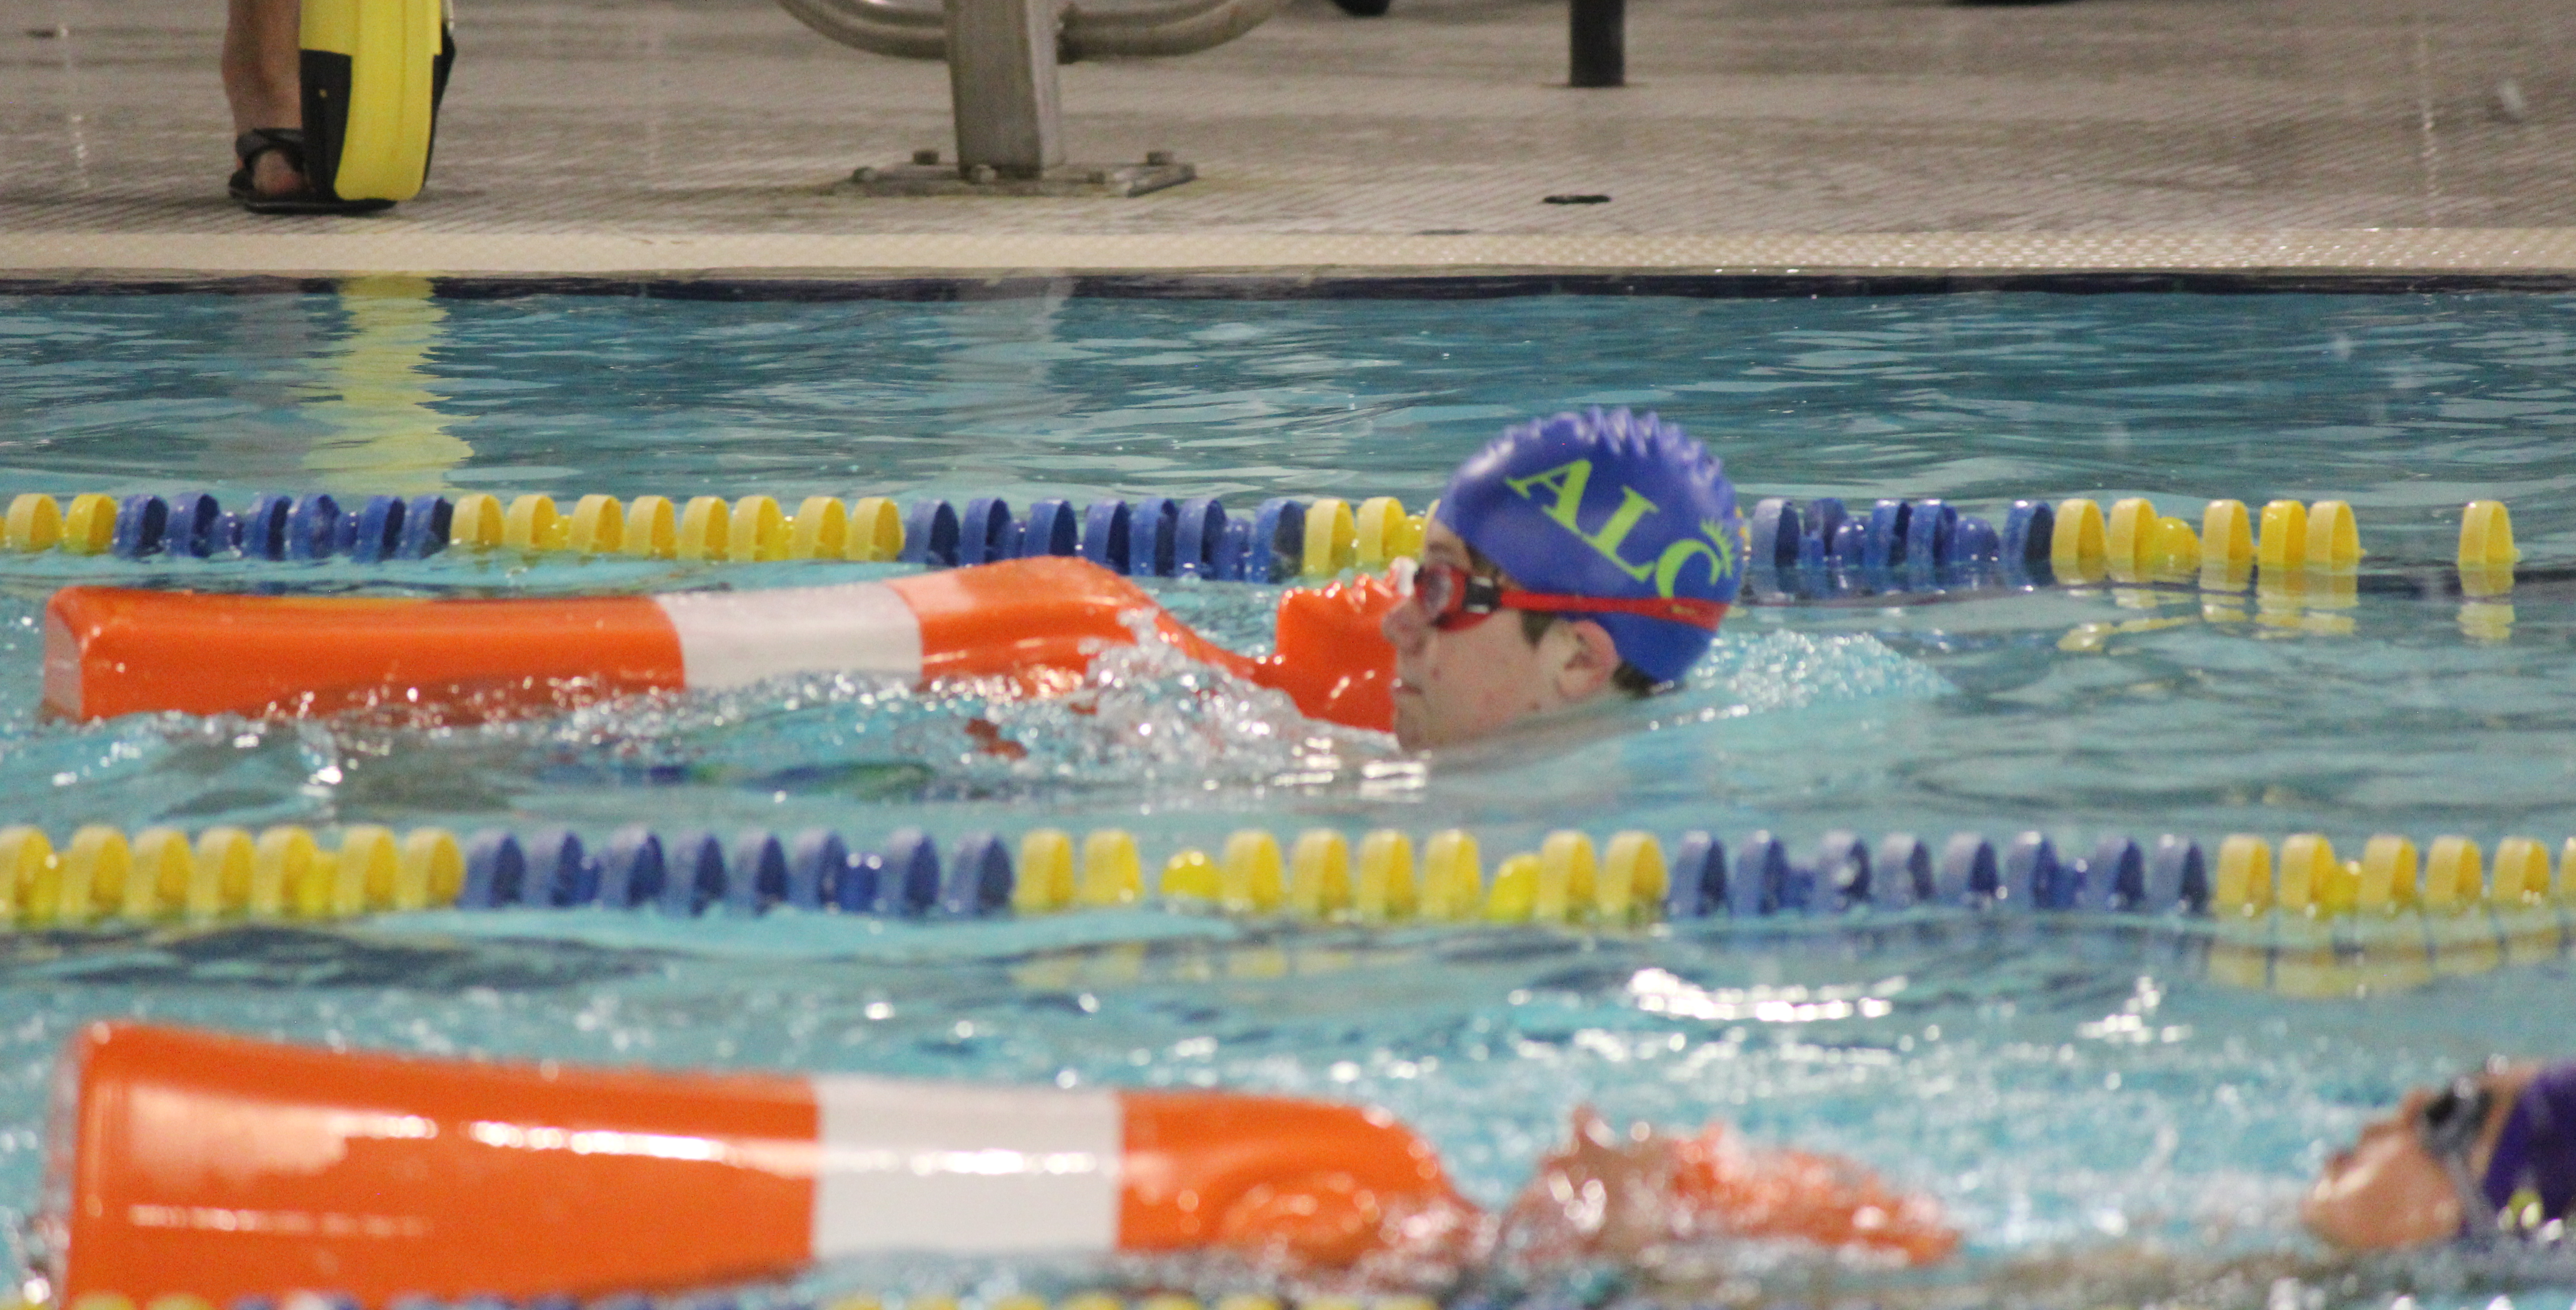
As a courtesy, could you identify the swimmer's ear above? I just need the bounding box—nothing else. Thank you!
[1550,619,1620,703]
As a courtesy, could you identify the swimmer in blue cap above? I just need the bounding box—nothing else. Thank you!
[2303,1061,2576,1249]
[1381,407,1743,749]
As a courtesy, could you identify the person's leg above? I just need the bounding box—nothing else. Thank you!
[221,0,302,196]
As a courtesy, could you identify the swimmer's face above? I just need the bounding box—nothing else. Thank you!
[2300,1067,2531,1251]
[2300,1088,2470,1250]
[1380,521,1620,750]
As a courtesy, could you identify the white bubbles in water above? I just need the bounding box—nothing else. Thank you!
[1687,628,1954,717]
[971,609,1400,794]
[402,605,1408,802]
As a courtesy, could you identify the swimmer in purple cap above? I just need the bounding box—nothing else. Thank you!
[1380,407,1744,749]
[2304,1061,2576,1249]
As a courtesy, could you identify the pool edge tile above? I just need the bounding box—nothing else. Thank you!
[9,229,2576,279]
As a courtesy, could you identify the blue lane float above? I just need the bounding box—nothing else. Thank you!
[104,491,451,563]
[461,823,978,919]
[69,487,1337,585]
[440,823,2214,922]
[21,488,2506,615]
[1744,495,2058,600]
[25,482,1957,601]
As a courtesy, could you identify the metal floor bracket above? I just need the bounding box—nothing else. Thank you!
[844,152,1195,197]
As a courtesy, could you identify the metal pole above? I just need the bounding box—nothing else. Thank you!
[1568,0,1622,88]
[946,0,1063,175]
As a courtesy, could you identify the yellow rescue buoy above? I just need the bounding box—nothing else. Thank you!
[300,0,455,204]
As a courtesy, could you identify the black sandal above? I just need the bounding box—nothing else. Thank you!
[228,128,394,215]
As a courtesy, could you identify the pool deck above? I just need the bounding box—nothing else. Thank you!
[3,0,2573,277]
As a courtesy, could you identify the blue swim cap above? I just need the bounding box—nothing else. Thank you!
[1436,407,1744,684]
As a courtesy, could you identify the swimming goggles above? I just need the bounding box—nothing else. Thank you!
[2418,1074,2501,1241]
[1406,562,1726,633]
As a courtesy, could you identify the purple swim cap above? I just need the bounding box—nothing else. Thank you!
[2483,1062,2576,1238]
[1436,407,1744,684]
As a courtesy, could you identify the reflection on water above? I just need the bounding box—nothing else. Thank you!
[302,276,473,494]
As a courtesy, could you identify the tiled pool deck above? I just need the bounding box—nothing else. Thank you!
[2,0,2571,275]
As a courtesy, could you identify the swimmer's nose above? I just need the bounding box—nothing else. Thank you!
[1381,591,1429,651]
[2363,1091,2431,1144]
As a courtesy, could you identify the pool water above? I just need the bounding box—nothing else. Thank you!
[3,284,2576,1306]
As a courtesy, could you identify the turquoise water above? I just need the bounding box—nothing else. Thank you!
[3,286,2576,1305]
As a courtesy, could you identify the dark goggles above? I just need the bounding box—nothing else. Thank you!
[1407,562,1726,634]
[2419,1073,2503,1241]
[2419,1076,2495,1163]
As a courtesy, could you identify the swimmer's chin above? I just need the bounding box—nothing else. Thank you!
[1390,693,1633,763]
[1388,682,1429,750]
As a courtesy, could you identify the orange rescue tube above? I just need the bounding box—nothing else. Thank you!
[40,558,1399,730]
[42,590,683,721]
[42,1023,1461,1307]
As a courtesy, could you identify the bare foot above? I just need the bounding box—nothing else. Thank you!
[252,147,306,198]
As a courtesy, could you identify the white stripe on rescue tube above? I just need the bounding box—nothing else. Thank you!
[809,1075,1122,1257]
[655,582,924,690]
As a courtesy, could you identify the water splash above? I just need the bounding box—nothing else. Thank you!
[968,609,1399,796]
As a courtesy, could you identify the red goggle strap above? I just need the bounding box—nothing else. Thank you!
[1492,588,1727,631]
